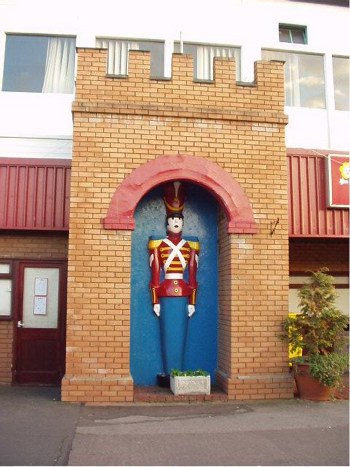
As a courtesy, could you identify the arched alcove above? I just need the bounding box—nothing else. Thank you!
[130,183,219,385]
[103,154,258,234]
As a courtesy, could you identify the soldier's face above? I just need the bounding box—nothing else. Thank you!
[167,216,183,234]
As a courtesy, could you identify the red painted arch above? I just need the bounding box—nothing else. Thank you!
[103,154,258,234]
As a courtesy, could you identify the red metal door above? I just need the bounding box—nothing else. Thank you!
[14,261,67,385]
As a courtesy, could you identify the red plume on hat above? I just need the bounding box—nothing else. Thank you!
[163,181,185,216]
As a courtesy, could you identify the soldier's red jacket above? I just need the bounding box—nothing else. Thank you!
[148,233,200,305]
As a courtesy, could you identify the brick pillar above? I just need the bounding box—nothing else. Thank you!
[61,228,134,403]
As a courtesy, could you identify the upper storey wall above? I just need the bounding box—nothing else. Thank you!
[1,0,347,155]
[73,49,287,125]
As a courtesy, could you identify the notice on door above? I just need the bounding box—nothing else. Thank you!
[33,296,47,315]
[34,278,48,296]
[33,278,48,315]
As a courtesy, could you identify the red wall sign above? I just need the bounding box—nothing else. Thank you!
[327,154,350,208]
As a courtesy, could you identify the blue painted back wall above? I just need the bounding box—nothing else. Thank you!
[130,183,218,386]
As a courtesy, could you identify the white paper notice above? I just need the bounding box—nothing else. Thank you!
[33,296,47,315]
[34,278,48,296]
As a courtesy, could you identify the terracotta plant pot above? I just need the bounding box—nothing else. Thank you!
[294,364,331,401]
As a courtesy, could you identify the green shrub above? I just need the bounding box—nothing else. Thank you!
[170,369,209,377]
[281,268,349,389]
[308,353,349,388]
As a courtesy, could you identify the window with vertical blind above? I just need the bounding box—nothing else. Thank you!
[96,38,164,77]
[262,49,325,108]
[2,34,76,93]
[174,42,240,81]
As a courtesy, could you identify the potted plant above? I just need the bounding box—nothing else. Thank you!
[170,369,211,395]
[282,268,349,400]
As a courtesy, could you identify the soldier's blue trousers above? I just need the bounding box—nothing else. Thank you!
[159,297,188,374]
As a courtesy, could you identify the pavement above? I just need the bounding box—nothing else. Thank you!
[0,385,349,466]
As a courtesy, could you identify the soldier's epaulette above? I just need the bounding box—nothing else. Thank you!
[148,236,162,249]
[185,236,200,251]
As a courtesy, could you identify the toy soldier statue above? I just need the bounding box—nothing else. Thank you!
[148,181,200,382]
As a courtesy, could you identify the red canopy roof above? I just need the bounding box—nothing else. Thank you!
[0,152,348,237]
[0,158,70,231]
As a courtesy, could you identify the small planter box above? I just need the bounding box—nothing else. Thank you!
[170,375,211,395]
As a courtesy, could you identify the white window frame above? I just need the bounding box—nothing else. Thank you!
[262,49,326,109]
[0,261,13,319]
[332,55,349,111]
[0,31,6,90]
[1,33,76,94]
[279,24,307,45]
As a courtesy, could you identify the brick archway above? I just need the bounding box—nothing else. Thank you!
[103,154,258,234]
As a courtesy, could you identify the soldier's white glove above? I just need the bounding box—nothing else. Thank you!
[153,304,160,317]
[188,304,195,317]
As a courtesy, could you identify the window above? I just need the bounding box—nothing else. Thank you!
[174,42,240,81]
[2,34,76,93]
[96,38,164,77]
[333,56,349,111]
[279,24,307,44]
[0,262,12,319]
[262,50,325,108]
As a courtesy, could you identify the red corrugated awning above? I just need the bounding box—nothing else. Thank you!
[0,153,348,237]
[0,158,70,231]
[288,150,349,238]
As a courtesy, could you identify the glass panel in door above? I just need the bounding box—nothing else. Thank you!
[22,267,59,329]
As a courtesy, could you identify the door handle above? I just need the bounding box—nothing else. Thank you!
[17,321,24,328]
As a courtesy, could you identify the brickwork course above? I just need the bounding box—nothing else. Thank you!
[62,48,294,403]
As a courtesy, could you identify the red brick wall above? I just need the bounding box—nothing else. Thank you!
[290,239,349,274]
[62,49,293,402]
[0,321,12,383]
[0,233,68,259]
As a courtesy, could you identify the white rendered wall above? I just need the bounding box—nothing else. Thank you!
[0,0,349,158]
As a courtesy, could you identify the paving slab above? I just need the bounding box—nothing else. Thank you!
[0,385,81,466]
[0,386,348,466]
[69,399,349,466]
